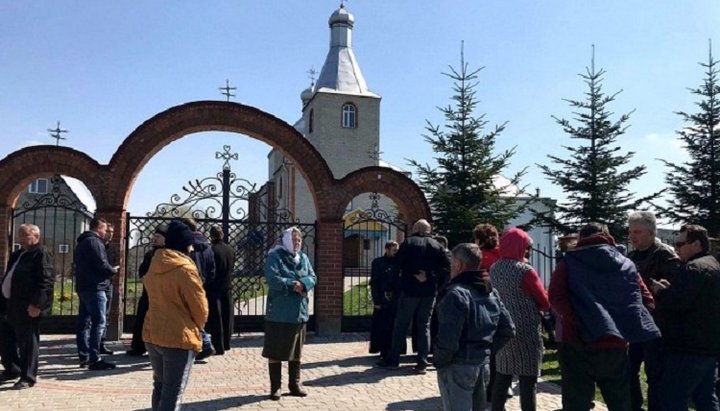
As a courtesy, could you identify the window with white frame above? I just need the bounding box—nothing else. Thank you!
[12,243,21,252]
[341,103,357,129]
[58,244,70,254]
[28,178,49,194]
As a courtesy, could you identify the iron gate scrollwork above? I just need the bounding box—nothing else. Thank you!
[11,175,94,317]
[342,192,405,331]
[124,145,316,332]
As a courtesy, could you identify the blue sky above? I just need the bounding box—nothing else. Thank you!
[1,1,718,221]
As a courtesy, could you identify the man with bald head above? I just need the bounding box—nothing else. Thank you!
[0,224,54,389]
[377,219,451,374]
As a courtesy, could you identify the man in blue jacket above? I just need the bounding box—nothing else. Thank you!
[434,243,515,411]
[74,217,118,371]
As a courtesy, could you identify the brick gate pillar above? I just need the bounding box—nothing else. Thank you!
[97,208,127,341]
[314,218,343,336]
[0,204,10,275]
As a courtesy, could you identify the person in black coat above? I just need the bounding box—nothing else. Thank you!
[209,226,236,354]
[369,241,401,358]
[0,224,54,389]
[126,224,166,356]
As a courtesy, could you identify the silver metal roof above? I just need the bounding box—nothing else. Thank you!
[314,6,380,98]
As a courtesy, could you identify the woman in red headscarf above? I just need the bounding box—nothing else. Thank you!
[489,227,550,411]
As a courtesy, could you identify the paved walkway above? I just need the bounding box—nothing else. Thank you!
[0,333,607,410]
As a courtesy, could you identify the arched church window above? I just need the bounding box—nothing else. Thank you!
[341,103,357,129]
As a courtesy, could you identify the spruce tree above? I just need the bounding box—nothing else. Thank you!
[535,49,651,239]
[662,43,720,237]
[409,46,526,246]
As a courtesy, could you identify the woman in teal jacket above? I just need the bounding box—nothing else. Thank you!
[262,227,316,401]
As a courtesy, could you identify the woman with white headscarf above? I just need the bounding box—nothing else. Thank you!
[262,227,316,401]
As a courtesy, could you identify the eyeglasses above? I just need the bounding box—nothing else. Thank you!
[675,241,687,248]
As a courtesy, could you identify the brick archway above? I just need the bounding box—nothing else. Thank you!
[0,101,431,336]
[107,100,335,211]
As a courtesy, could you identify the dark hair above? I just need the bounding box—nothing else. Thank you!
[90,217,107,230]
[384,241,399,250]
[451,243,483,269]
[180,217,198,232]
[680,224,710,252]
[473,223,499,250]
[578,222,609,239]
[210,225,223,240]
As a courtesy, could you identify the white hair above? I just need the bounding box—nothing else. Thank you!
[19,224,40,236]
[628,211,656,233]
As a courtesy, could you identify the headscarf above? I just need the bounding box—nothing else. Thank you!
[268,227,301,264]
[499,227,533,261]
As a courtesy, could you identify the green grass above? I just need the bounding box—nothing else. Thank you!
[343,282,373,316]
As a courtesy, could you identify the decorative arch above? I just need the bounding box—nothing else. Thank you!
[107,100,335,212]
[0,146,104,207]
[329,166,431,225]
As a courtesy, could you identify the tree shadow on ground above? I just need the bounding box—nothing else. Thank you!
[133,394,268,411]
[303,354,377,369]
[386,396,442,410]
[304,364,418,387]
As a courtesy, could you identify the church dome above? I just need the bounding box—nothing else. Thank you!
[300,86,314,104]
[329,4,354,27]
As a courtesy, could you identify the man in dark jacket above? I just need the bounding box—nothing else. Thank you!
[181,218,216,360]
[652,224,720,410]
[434,243,515,411]
[209,225,235,354]
[0,224,54,389]
[627,211,678,411]
[126,224,166,356]
[74,217,118,371]
[550,222,660,411]
[377,219,450,373]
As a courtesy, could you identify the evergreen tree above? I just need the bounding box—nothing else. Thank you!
[662,43,720,237]
[409,46,526,246]
[535,49,652,239]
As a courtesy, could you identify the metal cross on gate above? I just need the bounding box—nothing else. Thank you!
[215,145,239,171]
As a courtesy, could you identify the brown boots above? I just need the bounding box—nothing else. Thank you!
[268,362,281,400]
[268,361,308,400]
[288,361,308,397]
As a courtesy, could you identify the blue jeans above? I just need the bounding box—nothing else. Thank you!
[386,295,435,365]
[437,362,489,411]
[76,290,107,363]
[658,351,719,411]
[147,343,196,411]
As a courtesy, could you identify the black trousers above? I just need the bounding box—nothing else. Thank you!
[491,373,538,411]
[205,292,224,354]
[218,288,233,351]
[2,314,40,383]
[130,289,149,353]
[558,343,631,411]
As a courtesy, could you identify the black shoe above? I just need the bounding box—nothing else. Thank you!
[88,360,116,371]
[375,360,400,369]
[79,360,90,368]
[414,363,428,375]
[0,371,20,383]
[125,349,146,357]
[13,380,34,390]
[289,385,308,397]
[100,345,115,355]
[195,347,215,361]
[269,389,281,401]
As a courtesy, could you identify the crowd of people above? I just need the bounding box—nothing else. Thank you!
[369,213,720,411]
[2,211,720,411]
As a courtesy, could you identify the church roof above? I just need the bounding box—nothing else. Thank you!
[314,5,380,98]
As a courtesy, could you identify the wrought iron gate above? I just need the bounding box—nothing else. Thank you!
[124,146,316,332]
[341,193,405,331]
[10,175,94,325]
